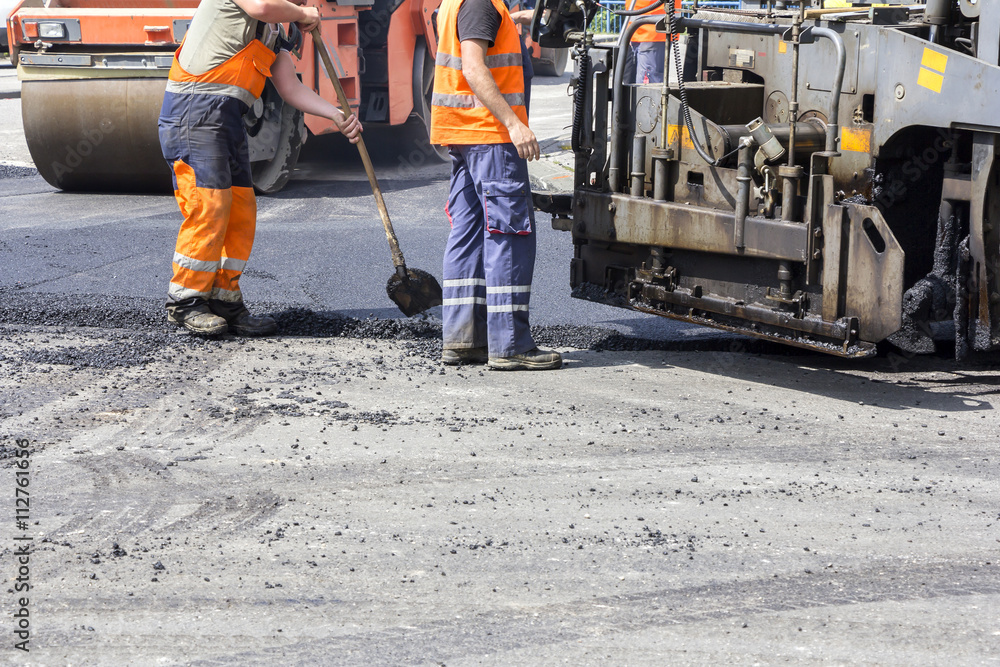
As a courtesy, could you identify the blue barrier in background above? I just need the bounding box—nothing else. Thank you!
[593,1,743,35]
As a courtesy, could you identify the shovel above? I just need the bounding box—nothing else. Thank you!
[310,27,443,317]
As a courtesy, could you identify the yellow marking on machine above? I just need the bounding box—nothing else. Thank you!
[667,125,695,150]
[841,126,872,153]
[918,47,947,93]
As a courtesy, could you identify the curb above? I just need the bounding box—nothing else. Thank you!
[530,134,575,193]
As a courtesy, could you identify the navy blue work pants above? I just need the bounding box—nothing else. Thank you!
[633,42,665,84]
[443,144,537,358]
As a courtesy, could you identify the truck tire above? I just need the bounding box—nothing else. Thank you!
[250,84,306,195]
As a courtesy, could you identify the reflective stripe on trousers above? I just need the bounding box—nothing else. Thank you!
[442,143,536,357]
[159,90,256,303]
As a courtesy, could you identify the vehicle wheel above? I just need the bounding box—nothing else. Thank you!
[533,47,569,77]
[411,39,449,163]
[251,84,306,195]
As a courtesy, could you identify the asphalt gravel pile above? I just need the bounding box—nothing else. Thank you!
[0,288,784,356]
[0,289,166,330]
[0,164,37,179]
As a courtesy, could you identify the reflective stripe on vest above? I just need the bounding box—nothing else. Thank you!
[430,0,528,146]
[164,80,258,108]
[435,51,524,71]
[167,37,277,103]
[432,91,526,109]
[630,0,682,43]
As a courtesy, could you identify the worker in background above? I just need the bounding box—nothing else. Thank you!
[628,0,682,85]
[159,0,362,336]
[431,0,563,370]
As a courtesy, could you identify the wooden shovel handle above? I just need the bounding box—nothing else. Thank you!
[310,27,407,272]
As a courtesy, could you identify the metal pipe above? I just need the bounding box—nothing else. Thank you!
[734,141,752,250]
[719,122,826,155]
[781,172,798,222]
[631,133,647,196]
[653,155,669,201]
[811,26,846,152]
[787,8,802,168]
[610,15,662,193]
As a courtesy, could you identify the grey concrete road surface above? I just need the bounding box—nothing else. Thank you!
[1,67,999,665]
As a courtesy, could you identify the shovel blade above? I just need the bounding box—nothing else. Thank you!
[386,267,443,317]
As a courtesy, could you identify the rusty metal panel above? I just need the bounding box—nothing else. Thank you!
[968,133,1000,350]
[843,203,904,341]
[821,201,847,323]
[574,192,807,261]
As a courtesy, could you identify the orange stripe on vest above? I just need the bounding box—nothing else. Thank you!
[431,0,528,146]
[168,38,277,101]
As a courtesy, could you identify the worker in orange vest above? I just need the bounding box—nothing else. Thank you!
[159,0,362,336]
[430,0,562,370]
[628,0,682,84]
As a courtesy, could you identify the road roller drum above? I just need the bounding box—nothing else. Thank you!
[22,78,172,192]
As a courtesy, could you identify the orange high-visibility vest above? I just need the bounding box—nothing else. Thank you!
[166,38,277,108]
[430,0,528,146]
[631,0,682,43]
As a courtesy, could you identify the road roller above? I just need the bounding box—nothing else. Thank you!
[6,0,444,193]
[530,0,1000,359]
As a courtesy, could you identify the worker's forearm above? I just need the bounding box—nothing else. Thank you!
[278,80,344,120]
[235,0,311,25]
[271,52,345,121]
[463,60,522,131]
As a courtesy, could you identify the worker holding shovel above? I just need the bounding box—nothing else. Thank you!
[159,0,362,336]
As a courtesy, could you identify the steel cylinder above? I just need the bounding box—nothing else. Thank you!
[924,0,951,24]
[631,133,647,197]
[22,78,173,192]
[721,122,827,158]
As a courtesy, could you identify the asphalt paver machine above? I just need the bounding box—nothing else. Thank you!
[533,0,999,358]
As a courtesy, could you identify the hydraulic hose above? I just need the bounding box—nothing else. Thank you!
[571,42,591,153]
[667,2,718,166]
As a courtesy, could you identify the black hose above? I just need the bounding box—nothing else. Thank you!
[606,0,667,17]
[667,2,718,166]
[572,43,591,154]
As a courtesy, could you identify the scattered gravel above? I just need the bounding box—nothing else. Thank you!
[0,164,38,179]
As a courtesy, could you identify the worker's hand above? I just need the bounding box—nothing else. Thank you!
[509,9,534,25]
[508,122,539,162]
[295,5,321,34]
[336,111,363,144]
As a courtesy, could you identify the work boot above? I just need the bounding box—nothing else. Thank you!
[208,300,278,337]
[442,347,488,365]
[488,347,562,371]
[166,298,228,336]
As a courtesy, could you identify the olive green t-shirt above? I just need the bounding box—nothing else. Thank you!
[178,0,258,75]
